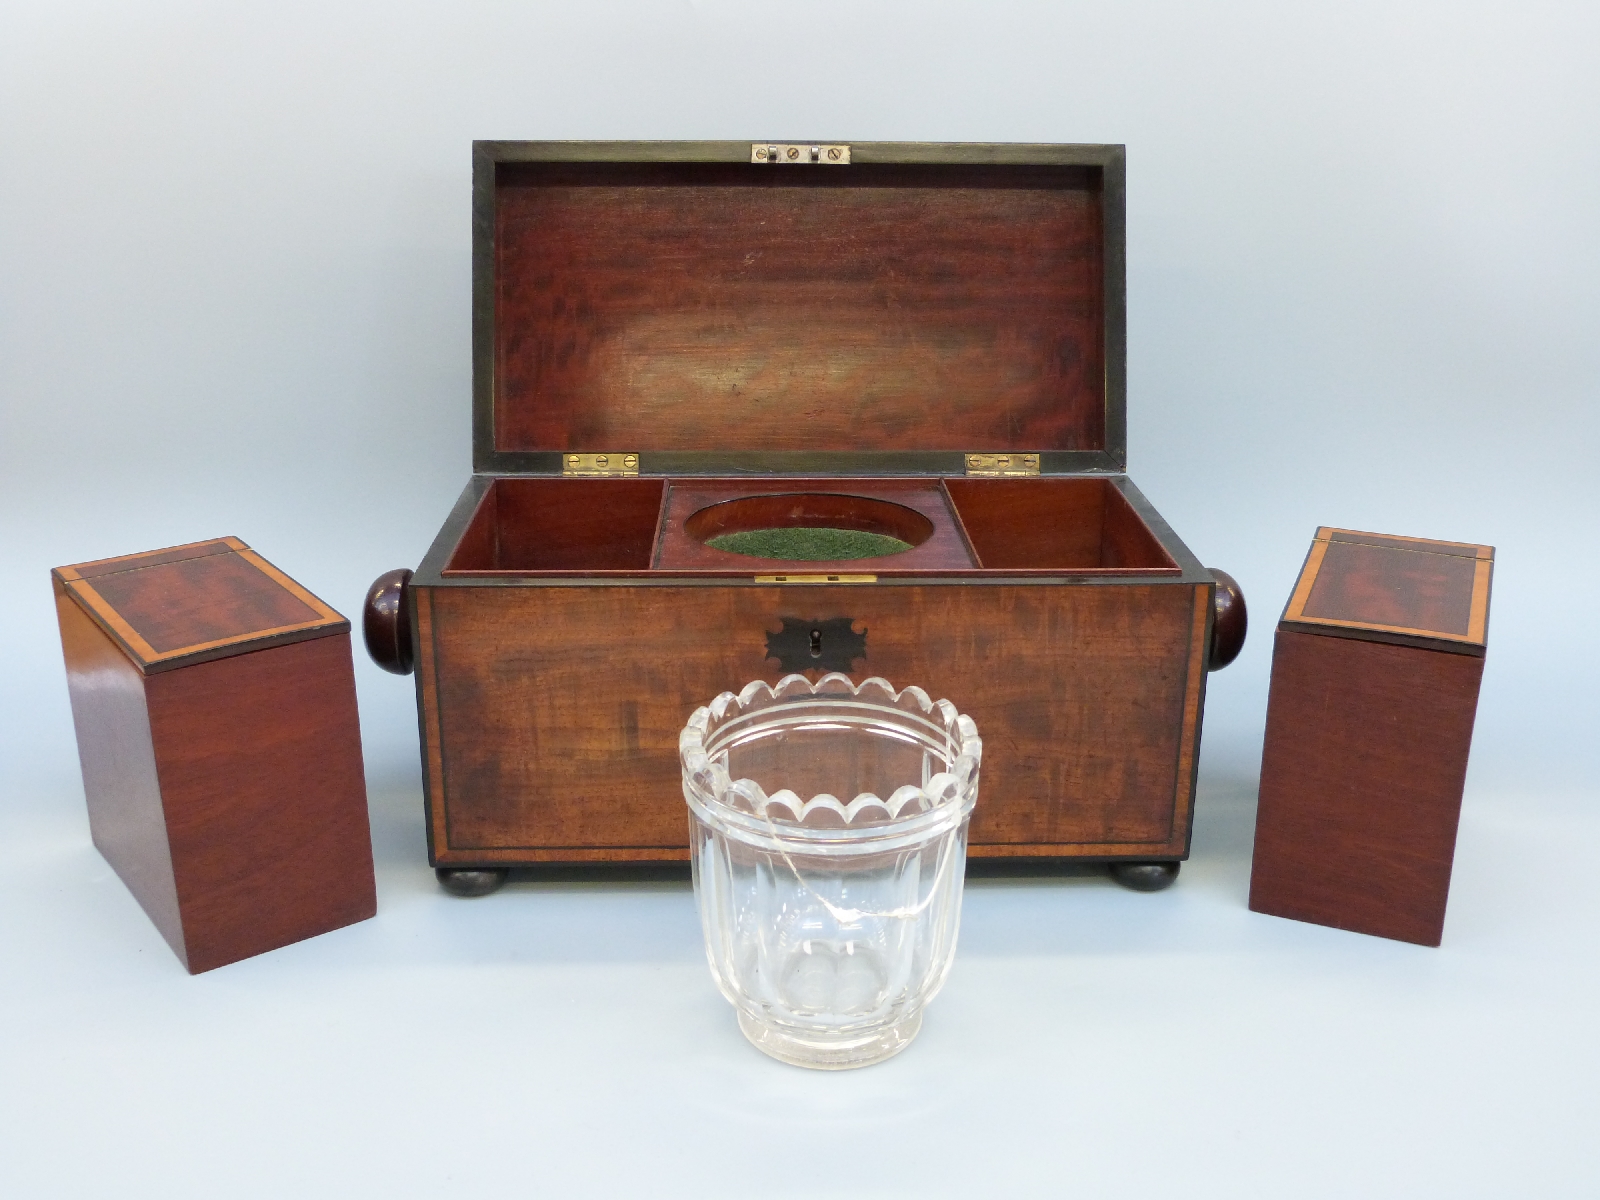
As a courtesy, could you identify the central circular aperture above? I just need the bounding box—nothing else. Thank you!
[685,494,935,563]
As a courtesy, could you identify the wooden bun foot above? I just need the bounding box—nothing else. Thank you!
[1109,860,1181,892]
[436,867,509,897]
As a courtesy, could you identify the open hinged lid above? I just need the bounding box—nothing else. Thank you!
[474,140,1125,477]
[52,538,348,673]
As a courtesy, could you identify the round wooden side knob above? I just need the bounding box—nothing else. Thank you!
[1208,568,1247,671]
[363,568,415,675]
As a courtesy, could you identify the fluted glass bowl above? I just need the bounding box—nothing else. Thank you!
[681,674,982,1069]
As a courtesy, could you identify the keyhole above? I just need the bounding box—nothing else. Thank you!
[809,628,823,658]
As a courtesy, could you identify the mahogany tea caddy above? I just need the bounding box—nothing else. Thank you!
[364,141,1247,895]
[1250,527,1493,945]
[54,538,375,971]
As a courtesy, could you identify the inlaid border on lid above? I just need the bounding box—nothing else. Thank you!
[1280,527,1493,655]
[53,537,348,674]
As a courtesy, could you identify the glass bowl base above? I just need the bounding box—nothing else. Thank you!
[736,1009,924,1070]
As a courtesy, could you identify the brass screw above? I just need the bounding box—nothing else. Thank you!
[755,147,767,160]
[596,454,608,466]
[623,454,637,468]
[568,455,580,465]
[786,146,799,160]
[827,147,841,161]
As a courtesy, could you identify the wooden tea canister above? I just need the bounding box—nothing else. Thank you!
[1249,527,1493,946]
[53,538,376,973]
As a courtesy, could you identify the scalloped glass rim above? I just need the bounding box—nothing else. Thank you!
[680,673,982,836]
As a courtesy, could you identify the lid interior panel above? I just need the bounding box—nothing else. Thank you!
[490,160,1110,458]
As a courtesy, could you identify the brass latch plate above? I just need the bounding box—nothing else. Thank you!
[964,453,1041,477]
[752,143,851,164]
[562,452,639,477]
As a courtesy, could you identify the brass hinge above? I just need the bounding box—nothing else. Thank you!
[964,453,1041,477]
[752,143,851,164]
[755,574,877,584]
[562,452,639,477]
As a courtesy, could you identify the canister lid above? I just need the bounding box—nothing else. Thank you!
[52,537,347,673]
[1279,527,1493,655]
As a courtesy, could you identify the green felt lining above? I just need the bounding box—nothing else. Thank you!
[705,527,914,561]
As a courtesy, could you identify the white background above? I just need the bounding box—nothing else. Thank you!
[3,2,1597,1195]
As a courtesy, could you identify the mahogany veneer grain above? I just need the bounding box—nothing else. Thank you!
[90,552,321,653]
[417,580,1209,863]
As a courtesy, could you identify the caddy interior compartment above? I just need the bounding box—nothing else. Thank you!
[654,478,978,571]
[443,475,1180,574]
[944,477,1178,572]
[443,477,666,573]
